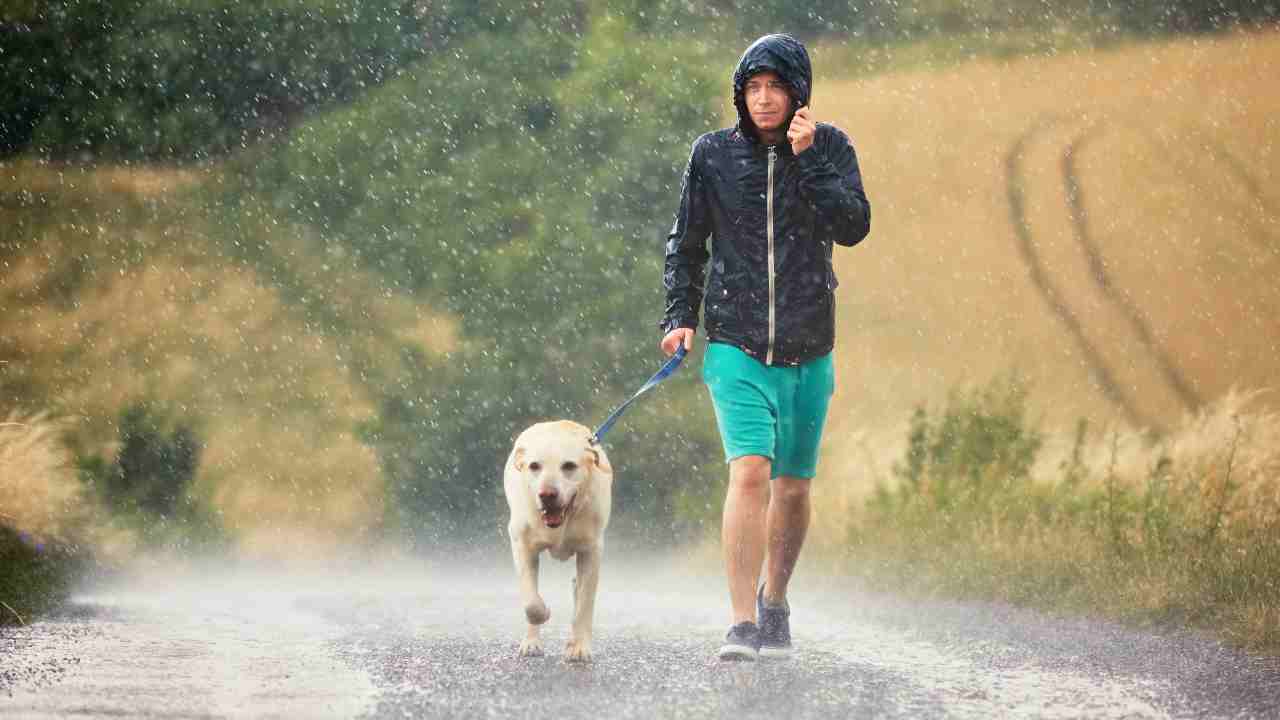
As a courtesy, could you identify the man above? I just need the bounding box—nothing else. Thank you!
[659,33,871,661]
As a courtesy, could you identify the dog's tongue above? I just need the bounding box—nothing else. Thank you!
[543,510,564,528]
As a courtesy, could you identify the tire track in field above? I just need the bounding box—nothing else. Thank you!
[1207,141,1280,251]
[1162,125,1280,257]
[1004,117,1151,429]
[1062,125,1203,414]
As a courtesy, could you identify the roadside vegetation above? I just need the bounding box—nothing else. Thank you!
[833,381,1280,653]
[0,414,133,624]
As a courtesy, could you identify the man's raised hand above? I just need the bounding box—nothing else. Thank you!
[788,106,815,156]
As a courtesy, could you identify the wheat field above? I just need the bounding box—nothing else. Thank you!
[812,29,1279,470]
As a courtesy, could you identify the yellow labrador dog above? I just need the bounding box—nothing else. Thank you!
[504,420,612,662]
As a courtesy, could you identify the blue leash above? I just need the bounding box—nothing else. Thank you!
[590,345,688,445]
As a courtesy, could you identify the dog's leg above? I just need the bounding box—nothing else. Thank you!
[565,545,601,662]
[512,539,549,657]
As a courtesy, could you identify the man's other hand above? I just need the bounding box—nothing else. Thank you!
[661,328,695,356]
[788,106,815,155]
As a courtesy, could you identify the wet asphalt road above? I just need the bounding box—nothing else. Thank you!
[3,552,1279,719]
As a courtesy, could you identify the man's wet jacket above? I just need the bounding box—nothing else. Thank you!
[661,34,871,366]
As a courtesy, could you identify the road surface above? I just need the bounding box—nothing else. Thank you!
[3,551,1278,718]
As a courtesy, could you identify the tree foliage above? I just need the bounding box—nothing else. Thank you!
[721,0,1274,41]
[224,2,725,542]
[2,0,433,158]
[4,0,1272,159]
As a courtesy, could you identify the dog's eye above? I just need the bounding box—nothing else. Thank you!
[561,461,578,473]
[528,462,542,472]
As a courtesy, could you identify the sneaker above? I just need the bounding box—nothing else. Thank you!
[757,585,792,658]
[718,621,761,661]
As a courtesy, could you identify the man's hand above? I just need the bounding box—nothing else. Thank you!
[788,106,815,156]
[661,328,695,356]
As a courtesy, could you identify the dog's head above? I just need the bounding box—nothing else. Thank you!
[512,421,609,529]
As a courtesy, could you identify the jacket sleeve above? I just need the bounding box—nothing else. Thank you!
[660,138,712,334]
[794,124,871,247]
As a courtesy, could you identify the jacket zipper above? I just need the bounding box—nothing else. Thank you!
[766,145,777,366]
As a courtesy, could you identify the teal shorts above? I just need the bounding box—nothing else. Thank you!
[701,342,835,479]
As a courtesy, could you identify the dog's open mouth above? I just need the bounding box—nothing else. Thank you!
[540,496,576,529]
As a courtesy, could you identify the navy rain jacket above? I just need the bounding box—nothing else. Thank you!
[660,33,871,366]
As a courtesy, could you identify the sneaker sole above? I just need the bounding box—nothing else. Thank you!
[759,645,793,659]
[717,642,759,661]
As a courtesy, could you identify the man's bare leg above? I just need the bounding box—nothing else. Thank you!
[722,455,771,624]
[763,475,811,605]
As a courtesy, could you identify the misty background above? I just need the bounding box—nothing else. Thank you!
[3,0,1278,649]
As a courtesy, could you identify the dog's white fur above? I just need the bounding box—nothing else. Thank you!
[503,420,612,662]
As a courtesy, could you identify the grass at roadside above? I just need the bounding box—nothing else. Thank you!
[0,526,84,626]
[0,414,130,625]
[836,380,1280,654]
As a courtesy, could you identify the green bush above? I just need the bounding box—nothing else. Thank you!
[80,403,200,518]
[875,377,1042,518]
[78,403,225,548]
[0,524,84,625]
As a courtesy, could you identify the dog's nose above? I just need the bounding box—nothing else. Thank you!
[537,488,558,502]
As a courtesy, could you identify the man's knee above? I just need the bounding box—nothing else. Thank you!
[772,476,811,505]
[729,455,771,493]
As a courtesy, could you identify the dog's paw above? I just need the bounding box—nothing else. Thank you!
[564,638,592,663]
[524,600,550,625]
[518,637,545,657]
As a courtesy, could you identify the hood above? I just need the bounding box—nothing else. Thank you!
[732,33,812,143]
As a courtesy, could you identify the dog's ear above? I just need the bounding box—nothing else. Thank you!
[513,446,527,472]
[585,445,612,474]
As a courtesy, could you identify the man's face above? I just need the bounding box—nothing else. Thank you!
[744,70,792,134]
